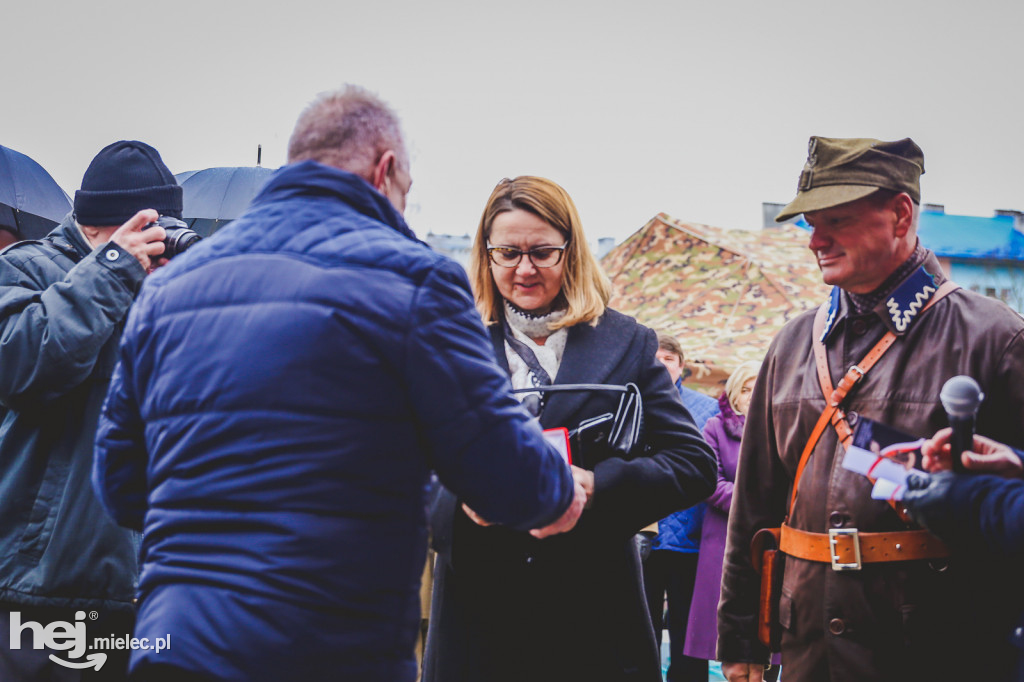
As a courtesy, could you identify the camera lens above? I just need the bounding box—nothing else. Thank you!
[147,216,202,259]
[164,228,202,257]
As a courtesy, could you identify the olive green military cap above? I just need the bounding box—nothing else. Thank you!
[775,136,925,222]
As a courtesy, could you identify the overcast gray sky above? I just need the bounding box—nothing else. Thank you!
[5,0,1022,242]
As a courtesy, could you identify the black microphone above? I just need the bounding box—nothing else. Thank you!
[939,376,984,473]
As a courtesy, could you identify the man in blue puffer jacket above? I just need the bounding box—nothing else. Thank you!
[92,85,584,682]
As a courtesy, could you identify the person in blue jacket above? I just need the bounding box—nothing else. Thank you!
[0,140,178,681]
[92,85,585,682]
[905,428,1024,681]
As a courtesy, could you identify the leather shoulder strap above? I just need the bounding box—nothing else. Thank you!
[788,280,960,518]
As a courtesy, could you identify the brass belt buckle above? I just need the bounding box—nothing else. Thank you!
[828,528,862,571]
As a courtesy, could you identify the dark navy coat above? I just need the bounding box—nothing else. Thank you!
[425,310,717,682]
[93,161,575,682]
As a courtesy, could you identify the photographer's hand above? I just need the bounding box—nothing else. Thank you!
[110,209,166,273]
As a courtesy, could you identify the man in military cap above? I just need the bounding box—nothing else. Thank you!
[717,137,1024,681]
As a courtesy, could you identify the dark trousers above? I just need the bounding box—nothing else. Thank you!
[0,605,134,682]
[642,550,707,682]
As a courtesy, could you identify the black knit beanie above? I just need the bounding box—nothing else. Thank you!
[73,140,183,226]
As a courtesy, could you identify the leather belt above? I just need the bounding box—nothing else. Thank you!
[780,523,950,571]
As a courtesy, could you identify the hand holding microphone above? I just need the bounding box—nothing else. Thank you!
[938,375,984,474]
[922,428,1024,478]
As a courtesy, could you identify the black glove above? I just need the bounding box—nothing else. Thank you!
[903,470,956,537]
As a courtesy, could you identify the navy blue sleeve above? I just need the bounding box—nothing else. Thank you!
[405,259,574,531]
[92,291,149,531]
[944,474,1024,562]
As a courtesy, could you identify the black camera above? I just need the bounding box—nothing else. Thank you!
[145,216,202,258]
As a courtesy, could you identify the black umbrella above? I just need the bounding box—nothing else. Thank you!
[175,165,275,237]
[0,144,72,240]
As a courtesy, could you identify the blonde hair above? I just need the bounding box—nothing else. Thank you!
[725,360,761,415]
[469,176,611,330]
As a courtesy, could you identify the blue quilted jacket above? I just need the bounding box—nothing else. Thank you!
[93,161,574,682]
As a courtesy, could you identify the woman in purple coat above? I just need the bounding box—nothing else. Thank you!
[683,361,780,678]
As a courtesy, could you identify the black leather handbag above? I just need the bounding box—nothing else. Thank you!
[512,383,644,469]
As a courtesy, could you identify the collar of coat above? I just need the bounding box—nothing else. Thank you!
[252,160,419,244]
[819,250,947,343]
[22,213,92,261]
[488,309,637,430]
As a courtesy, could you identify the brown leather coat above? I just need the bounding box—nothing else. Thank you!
[718,252,1024,682]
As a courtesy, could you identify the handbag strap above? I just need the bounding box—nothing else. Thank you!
[786,280,959,518]
[511,383,633,395]
[502,321,552,387]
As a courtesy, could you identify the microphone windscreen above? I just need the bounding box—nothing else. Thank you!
[939,375,984,417]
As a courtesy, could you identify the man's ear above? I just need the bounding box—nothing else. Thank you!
[372,151,397,192]
[892,192,915,238]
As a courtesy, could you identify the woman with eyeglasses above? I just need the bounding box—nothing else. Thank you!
[424,176,716,682]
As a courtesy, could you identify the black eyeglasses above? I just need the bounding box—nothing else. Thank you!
[486,243,567,268]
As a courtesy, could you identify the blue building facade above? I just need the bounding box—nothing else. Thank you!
[916,207,1024,313]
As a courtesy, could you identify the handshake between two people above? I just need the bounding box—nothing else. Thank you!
[462,466,594,539]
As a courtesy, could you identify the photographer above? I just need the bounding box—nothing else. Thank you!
[0,141,179,680]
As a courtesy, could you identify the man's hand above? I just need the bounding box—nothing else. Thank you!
[922,427,1024,478]
[722,661,765,682]
[109,209,167,273]
[530,475,587,539]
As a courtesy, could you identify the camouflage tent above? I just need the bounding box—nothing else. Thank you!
[601,213,829,393]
